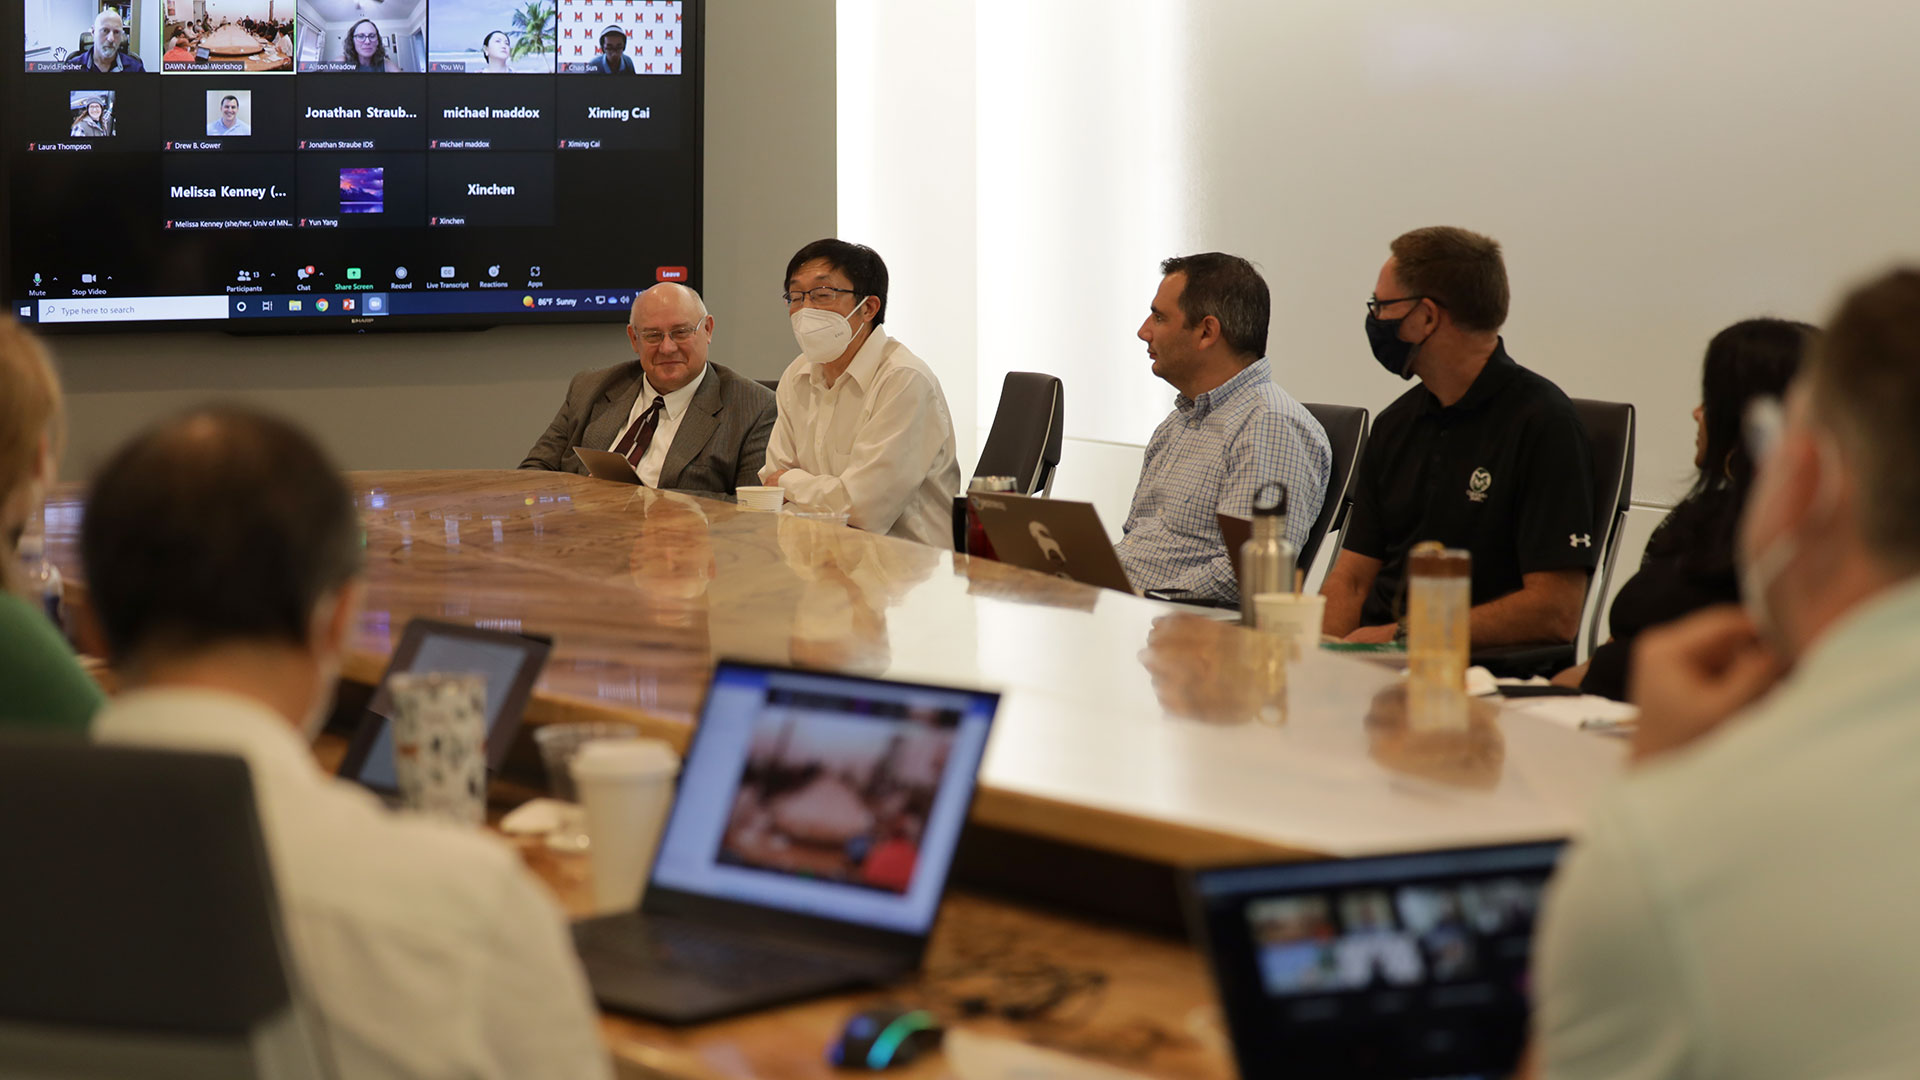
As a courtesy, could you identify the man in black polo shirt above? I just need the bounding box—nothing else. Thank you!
[1322,226,1596,645]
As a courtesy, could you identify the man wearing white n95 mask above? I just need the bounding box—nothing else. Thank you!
[761,239,961,548]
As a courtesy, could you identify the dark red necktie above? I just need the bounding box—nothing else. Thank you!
[613,395,666,466]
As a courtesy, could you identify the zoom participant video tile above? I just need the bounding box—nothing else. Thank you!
[160,77,296,150]
[159,0,295,72]
[19,82,159,151]
[163,153,296,230]
[24,0,155,72]
[425,0,554,73]
[426,77,556,150]
[296,154,426,228]
[427,154,552,227]
[296,75,427,150]
[555,77,682,150]
[299,1,426,72]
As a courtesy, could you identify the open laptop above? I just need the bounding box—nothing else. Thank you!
[968,491,1135,593]
[336,619,551,798]
[573,446,642,485]
[1186,841,1566,1080]
[573,661,1001,1025]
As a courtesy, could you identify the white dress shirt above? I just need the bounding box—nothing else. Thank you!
[609,361,707,488]
[93,688,611,1080]
[1534,577,1920,1079]
[760,326,961,548]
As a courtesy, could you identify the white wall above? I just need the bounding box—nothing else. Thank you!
[838,0,1920,588]
[50,0,837,481]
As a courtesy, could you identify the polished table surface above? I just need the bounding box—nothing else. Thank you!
[44,469,1625,864]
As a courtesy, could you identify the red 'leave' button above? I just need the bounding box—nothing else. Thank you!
[655,266,688,282]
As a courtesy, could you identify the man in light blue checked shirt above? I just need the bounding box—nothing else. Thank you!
[1114,253,1331,603]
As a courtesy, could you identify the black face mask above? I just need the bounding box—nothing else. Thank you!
[1364,313,1419,380]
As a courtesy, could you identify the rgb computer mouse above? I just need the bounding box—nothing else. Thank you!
[828,1007,944,1070]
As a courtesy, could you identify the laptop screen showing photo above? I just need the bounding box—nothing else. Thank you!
[1189,841,1565,1080]
[649,663,999,937]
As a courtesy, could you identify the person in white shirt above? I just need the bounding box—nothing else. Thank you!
[1528,267,1920,1079]
[81,407,611,1080]
[760,239,961,548]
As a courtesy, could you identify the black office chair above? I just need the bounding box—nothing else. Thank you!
[1298,403,1370,577]
[973,372,1065,496]
[1473,399,1635,678]
[0,736,332,1079]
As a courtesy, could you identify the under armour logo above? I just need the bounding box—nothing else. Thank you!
[1570,533,1592,548]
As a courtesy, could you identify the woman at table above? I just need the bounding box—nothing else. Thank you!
[1558,318,1817,700]
[479,29,513,72]
[341,18,402,72]
[0,317,105,731]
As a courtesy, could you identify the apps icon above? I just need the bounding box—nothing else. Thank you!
[288,299,302,311]
[315,298,330,312]
[440,266,455,279]
[530,266,541,277]
[347,268,362,280]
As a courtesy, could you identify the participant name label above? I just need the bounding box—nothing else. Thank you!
[305,105,419,119]
[442,105,542,119]
[171,184,289,200]
[585,107,651,122]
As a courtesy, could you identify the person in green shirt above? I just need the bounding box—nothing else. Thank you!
[0,316,104,731]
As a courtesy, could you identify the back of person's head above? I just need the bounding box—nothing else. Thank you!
[1804,269,1920,572]
[1700,318,1819,491]
[81,407,363,665]
[1159,252,1270,360]
[0,318,64,594]
[784,239,889,325]
[1389,227,1509,334]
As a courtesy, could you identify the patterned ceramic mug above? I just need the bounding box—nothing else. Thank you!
[386,672,488,825]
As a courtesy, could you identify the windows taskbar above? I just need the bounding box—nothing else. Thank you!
[14,288,645,325]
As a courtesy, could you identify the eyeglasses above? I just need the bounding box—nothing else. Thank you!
[1365,295,1432,319]
[635,323,702,346]
[781,286,856,305]
[351,32,380,41]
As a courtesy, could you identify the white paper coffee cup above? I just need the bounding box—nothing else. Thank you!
[572,738,680,914]
[1253,592,1327,660]
[386,672,488,826]
[736,485,785,512]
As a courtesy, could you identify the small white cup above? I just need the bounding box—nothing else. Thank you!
[571,738,680,914]
[1253,592,1327,660]
[386,672,488,826]
[736,485,785,512]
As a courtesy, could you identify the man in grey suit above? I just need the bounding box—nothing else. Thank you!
[521,283,777,494]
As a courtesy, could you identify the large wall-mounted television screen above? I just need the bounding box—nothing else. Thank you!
[3,0,700,333]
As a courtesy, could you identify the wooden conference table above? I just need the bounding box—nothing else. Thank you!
[43,469,1623,865]
[44,469,1624,1078]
